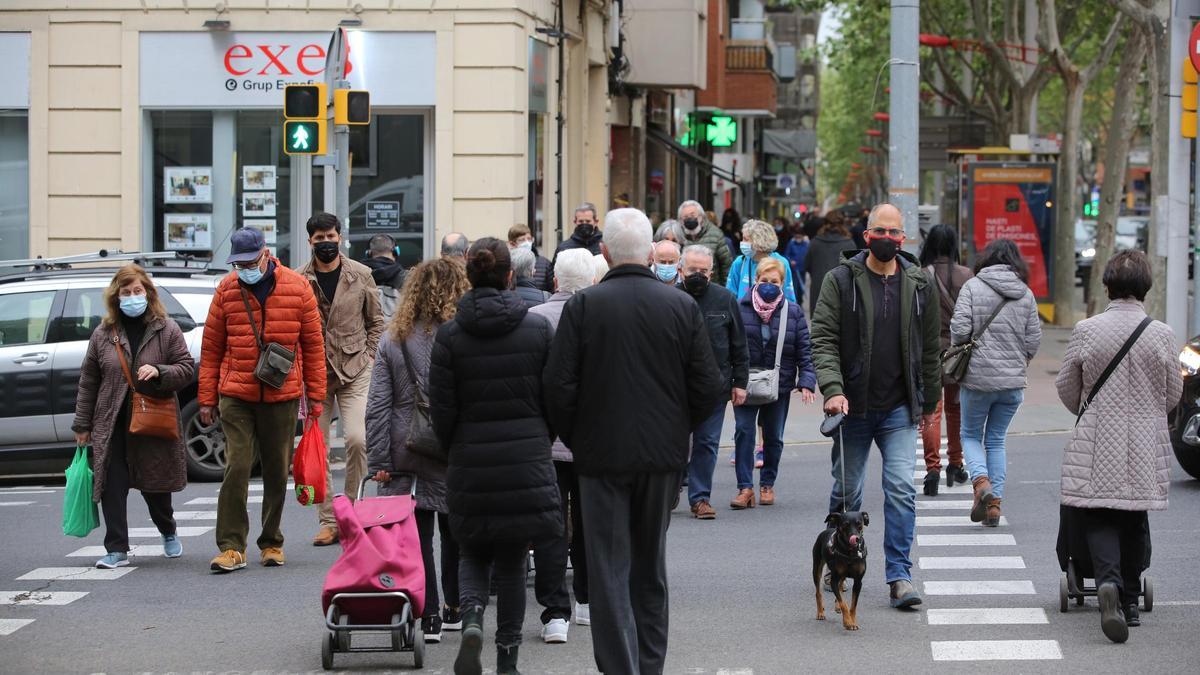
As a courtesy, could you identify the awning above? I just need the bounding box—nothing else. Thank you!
[762,129,816,159]
[646,126,744,184]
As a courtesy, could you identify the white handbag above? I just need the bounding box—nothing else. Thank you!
[744,300,788,406]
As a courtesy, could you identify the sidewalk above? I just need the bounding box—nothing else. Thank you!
[719,325,1077,447]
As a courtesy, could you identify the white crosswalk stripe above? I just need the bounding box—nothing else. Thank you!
[916,500,973,510]
[187,496,262,505]
[171,511,218,520]
[927,608,1047,625]
[0,490,55,495]
[918,556,1026,570]
[0,591,88,606]
[917,534,1016,546]
[17,567,136,581]
[924,580,1036,595]
[127,526,211,538]
[930,640,1062,661]
[67,545,165,558]
[0,619,35,635]
[917,515,1008,527]
[0,502,35,506]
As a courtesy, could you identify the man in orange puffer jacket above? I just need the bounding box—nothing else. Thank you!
[199,227,327,573]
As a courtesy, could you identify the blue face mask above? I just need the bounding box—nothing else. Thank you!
[238,266,264,285]
[756,282,782,303]
[119,294,148,318]
[655,263,679,283]
[739,242,753,258]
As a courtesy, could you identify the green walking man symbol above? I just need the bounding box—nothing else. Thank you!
[292,124,310,150]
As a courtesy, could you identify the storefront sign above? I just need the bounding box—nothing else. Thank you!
[0,33,30,108]
[528,38,549,114]
[366,201,400,229]
[140,32,435,108]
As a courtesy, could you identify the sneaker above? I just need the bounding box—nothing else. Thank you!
[754,448,764,468]
[209,549,246,573]
[1098,582,1129,643]
[260,547,286,567]
[423,615,443,643]
[690,500,717,519]
[574,602,591,626]
[442,605,463,631]
[889,579,923,609]
[162,533,183,558]
[542,617,569,644]
[95,552,128,569]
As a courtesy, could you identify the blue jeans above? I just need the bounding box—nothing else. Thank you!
[733,396,790,490]
[958,387,1023,499]
[687,402,728,506]
[828,406,917,583]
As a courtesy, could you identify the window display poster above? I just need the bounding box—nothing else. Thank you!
[243,192,277,217]
[366,201,401,229]
[165,166,212,203]
[245,219,276,244]
[243,165,277,191]
[164,214,213,250]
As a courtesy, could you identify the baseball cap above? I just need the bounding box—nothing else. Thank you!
[226,227,267,264]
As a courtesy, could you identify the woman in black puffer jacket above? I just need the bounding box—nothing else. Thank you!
[428,237,562,675]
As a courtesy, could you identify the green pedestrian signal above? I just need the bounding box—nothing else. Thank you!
[283,120,326,156]
[707,115,737,147]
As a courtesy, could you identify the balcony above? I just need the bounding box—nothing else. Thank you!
[722,20,778,114]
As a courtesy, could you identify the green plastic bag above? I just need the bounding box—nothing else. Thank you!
[62,446,99,538]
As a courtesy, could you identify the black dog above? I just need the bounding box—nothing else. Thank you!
[812,511,869,631]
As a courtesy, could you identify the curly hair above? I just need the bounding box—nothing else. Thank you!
[741,219,779,254]
[390,258,471,341]
[102,264,168,327]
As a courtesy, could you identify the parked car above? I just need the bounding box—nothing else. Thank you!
[0,255,228,481]
[1171,336,1200,480]
[1075,216,1148,283]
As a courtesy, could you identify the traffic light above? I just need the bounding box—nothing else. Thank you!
[283,84,327,156]
[335,90,370,125]
[1184,59,1197,139]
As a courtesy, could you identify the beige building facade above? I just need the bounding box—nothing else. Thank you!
[0,1,611,268]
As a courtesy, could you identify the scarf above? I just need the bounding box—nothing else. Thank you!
[751,284,784,325]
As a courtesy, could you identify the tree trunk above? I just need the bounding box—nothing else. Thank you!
[1087,28,1147,315]
[1144,15,1171,319]
[1053,74,1086,325]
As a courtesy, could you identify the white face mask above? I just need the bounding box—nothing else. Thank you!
[517,240,533,250]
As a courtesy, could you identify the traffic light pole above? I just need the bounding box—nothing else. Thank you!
[889,0,920,246]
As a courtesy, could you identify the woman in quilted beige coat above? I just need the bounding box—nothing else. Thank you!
[1056,250,1182,643]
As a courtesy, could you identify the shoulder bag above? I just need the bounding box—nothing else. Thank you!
[240,287,296,389]
[745,300,789,406]
[941,282,1009,383]
[112,329,180,441]
[1075,316,1153,426]
[398,339,444,459]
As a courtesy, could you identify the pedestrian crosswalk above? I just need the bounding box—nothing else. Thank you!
[17,567,136,581]
[915,439,1062,663]
[0,591,88,606]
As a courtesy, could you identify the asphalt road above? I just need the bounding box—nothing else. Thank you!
[3,423,1200,674]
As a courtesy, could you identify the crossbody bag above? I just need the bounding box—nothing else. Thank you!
[1075,316,1154,426]
[240,287,296,390]
[941,281,1010,383]
[112,328,180,440]
[398,340,443,459]
[745,300,789,406]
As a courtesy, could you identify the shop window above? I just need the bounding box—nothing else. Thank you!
[0,114,29,261]
[151,111,214,258]
[237,111,290,263]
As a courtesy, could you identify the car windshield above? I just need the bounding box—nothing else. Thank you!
[1075,220,1096,247]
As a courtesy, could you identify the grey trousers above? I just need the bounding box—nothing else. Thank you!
[579,471,676,675]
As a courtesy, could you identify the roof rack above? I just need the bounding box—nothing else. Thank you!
[0,250,213,272]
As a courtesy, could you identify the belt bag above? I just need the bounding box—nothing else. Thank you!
[112,329,180,441]
[241,287,296,390]
[745,300,788,406]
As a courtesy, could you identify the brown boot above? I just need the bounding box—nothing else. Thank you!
[312,526,338,547]
[983,497,1002,527]
[970,476,993,523]
[759,486,776,506]
[730,488,756,510]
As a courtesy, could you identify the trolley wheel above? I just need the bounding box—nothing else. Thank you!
[321,632,335,670]
[1059,576,1070,613]
[1143,576,1154,612]
[337,614,351,651]
[391,613,405,652]
[412,623,425,669]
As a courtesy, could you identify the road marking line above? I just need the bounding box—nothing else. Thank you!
[128,526,211,538]
[0,619,35,635]
[917,516,1008,527]
[0,490,54,495]
[0,591,88,606]
[1154,600,1200,606]
[927,608,1047,625]
[931,640,1062,661]
[924,580,1036,595]
[0,502,35,506]
[917,484,973,494]
[67,545,164,558]
[916,500,974,510]
[919,556,1026,570]
[187,496,262,505]
[171,511,218,520]
[917,534,1016,546]
[0,486,60,492]
[17,567,136,581]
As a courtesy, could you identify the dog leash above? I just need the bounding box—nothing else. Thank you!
[838,421,846,515]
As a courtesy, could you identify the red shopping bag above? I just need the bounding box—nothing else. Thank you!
[293,418,327,506]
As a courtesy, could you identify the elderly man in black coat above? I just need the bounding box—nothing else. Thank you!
[545,208,723,675]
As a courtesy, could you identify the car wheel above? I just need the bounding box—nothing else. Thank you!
[1169,413,1200,480]
[181,398,227,482]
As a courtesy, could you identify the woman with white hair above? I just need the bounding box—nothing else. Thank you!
[592,253,610,284]
[727,219,798,303]
[511,245,550,309]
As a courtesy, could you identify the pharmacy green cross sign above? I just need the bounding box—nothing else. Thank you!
[707,115,737,147]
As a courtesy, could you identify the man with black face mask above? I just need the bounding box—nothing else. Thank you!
[550,203,603,286]
[299,212,385,547]
[809,203,942,611]
[677,200,734,285]
[679,245,749,519]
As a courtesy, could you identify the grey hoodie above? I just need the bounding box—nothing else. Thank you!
[949,265,1042,391]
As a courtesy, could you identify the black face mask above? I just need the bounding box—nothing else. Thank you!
[683,272,709,296]
[575,223,595,240]
[868,236,899,264]
[313,241,340,264]
[683,218,701,233]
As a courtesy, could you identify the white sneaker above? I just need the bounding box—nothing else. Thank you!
[574,602,591,626]
[542,617,569,644]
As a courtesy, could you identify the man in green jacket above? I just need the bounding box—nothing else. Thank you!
[677,200,733,285]
[809,203,942,609]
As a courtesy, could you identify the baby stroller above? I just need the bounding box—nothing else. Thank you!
[1056,504,1153,613]
[320,476,426,670]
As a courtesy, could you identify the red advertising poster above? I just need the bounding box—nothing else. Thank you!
[968,164,1055,300]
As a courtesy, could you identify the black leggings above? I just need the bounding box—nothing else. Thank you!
[414,509,460,618]
[101,428,175,554]
[459,540,528,648]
